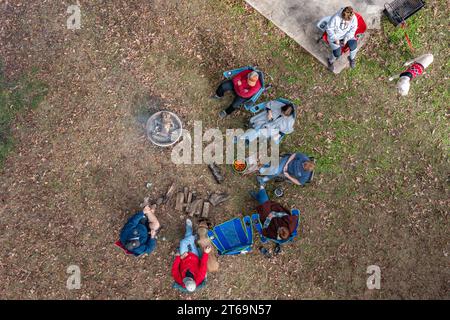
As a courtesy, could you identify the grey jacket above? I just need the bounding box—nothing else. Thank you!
[249,100,295,136]
[326,8,358,43]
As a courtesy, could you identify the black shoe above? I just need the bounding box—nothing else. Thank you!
[211,94,222,100]
[259,246,271,258]
[273,244,281,255]
[327,58,335,72]
[348,56,356,69]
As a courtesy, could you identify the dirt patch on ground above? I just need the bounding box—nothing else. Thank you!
[0,0,448,299]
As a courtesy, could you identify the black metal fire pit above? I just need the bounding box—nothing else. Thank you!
[384,0,426,26]
[146,111,182,147]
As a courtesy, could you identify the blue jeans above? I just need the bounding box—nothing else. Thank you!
[258,156,289,183]
[329,38,358,62]
[179,223,200,257]
[255,188,270,205]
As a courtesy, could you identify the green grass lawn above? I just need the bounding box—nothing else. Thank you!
[0,67,48,168]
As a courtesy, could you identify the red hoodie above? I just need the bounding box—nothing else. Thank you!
[232,69,262,98]
[171,252,209,287]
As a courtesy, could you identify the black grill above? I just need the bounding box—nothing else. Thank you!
[384,0,426,26]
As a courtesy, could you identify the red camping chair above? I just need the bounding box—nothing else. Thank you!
[321,12,367,54]
[114,240,135,255]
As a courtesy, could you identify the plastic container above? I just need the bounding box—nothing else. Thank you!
[274,188,284,197]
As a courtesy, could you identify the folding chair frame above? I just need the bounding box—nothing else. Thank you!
[272,154,315,186]
[316,12,367,54]
[207,216,254,255]
[251,209,300,245]
[223,66,271,112]
[248,97,298,144]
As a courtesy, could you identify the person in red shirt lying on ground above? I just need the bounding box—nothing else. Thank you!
[214,69,262,119]
[171,219,211,292]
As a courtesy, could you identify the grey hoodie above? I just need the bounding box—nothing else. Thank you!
[326,8,358,43]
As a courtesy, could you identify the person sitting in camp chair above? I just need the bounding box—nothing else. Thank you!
[172,219,211,293]
[326,6,358,71]
[250,186,298,242]
[257,152,315,186]
[119,205,160,256]
[237,100,296,144]
[214,69,262,119]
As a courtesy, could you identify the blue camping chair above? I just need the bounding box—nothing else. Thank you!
[207,216,253,255]
[249,97,298,144]
[251,209,300,245]
[223,66,270,113]
[272,154,315,186]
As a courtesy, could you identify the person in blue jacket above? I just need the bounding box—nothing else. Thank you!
[119,205,160,256]
[257,153,315,186]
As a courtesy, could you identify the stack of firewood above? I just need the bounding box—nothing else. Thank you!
[141,182,177,208]
[141,182,230,219]
[175,187,230,218]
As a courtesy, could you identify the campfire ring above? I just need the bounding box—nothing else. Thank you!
[146,111,183,147]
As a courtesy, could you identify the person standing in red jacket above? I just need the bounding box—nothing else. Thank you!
[171,219,211,292]
[214,69,262,119]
